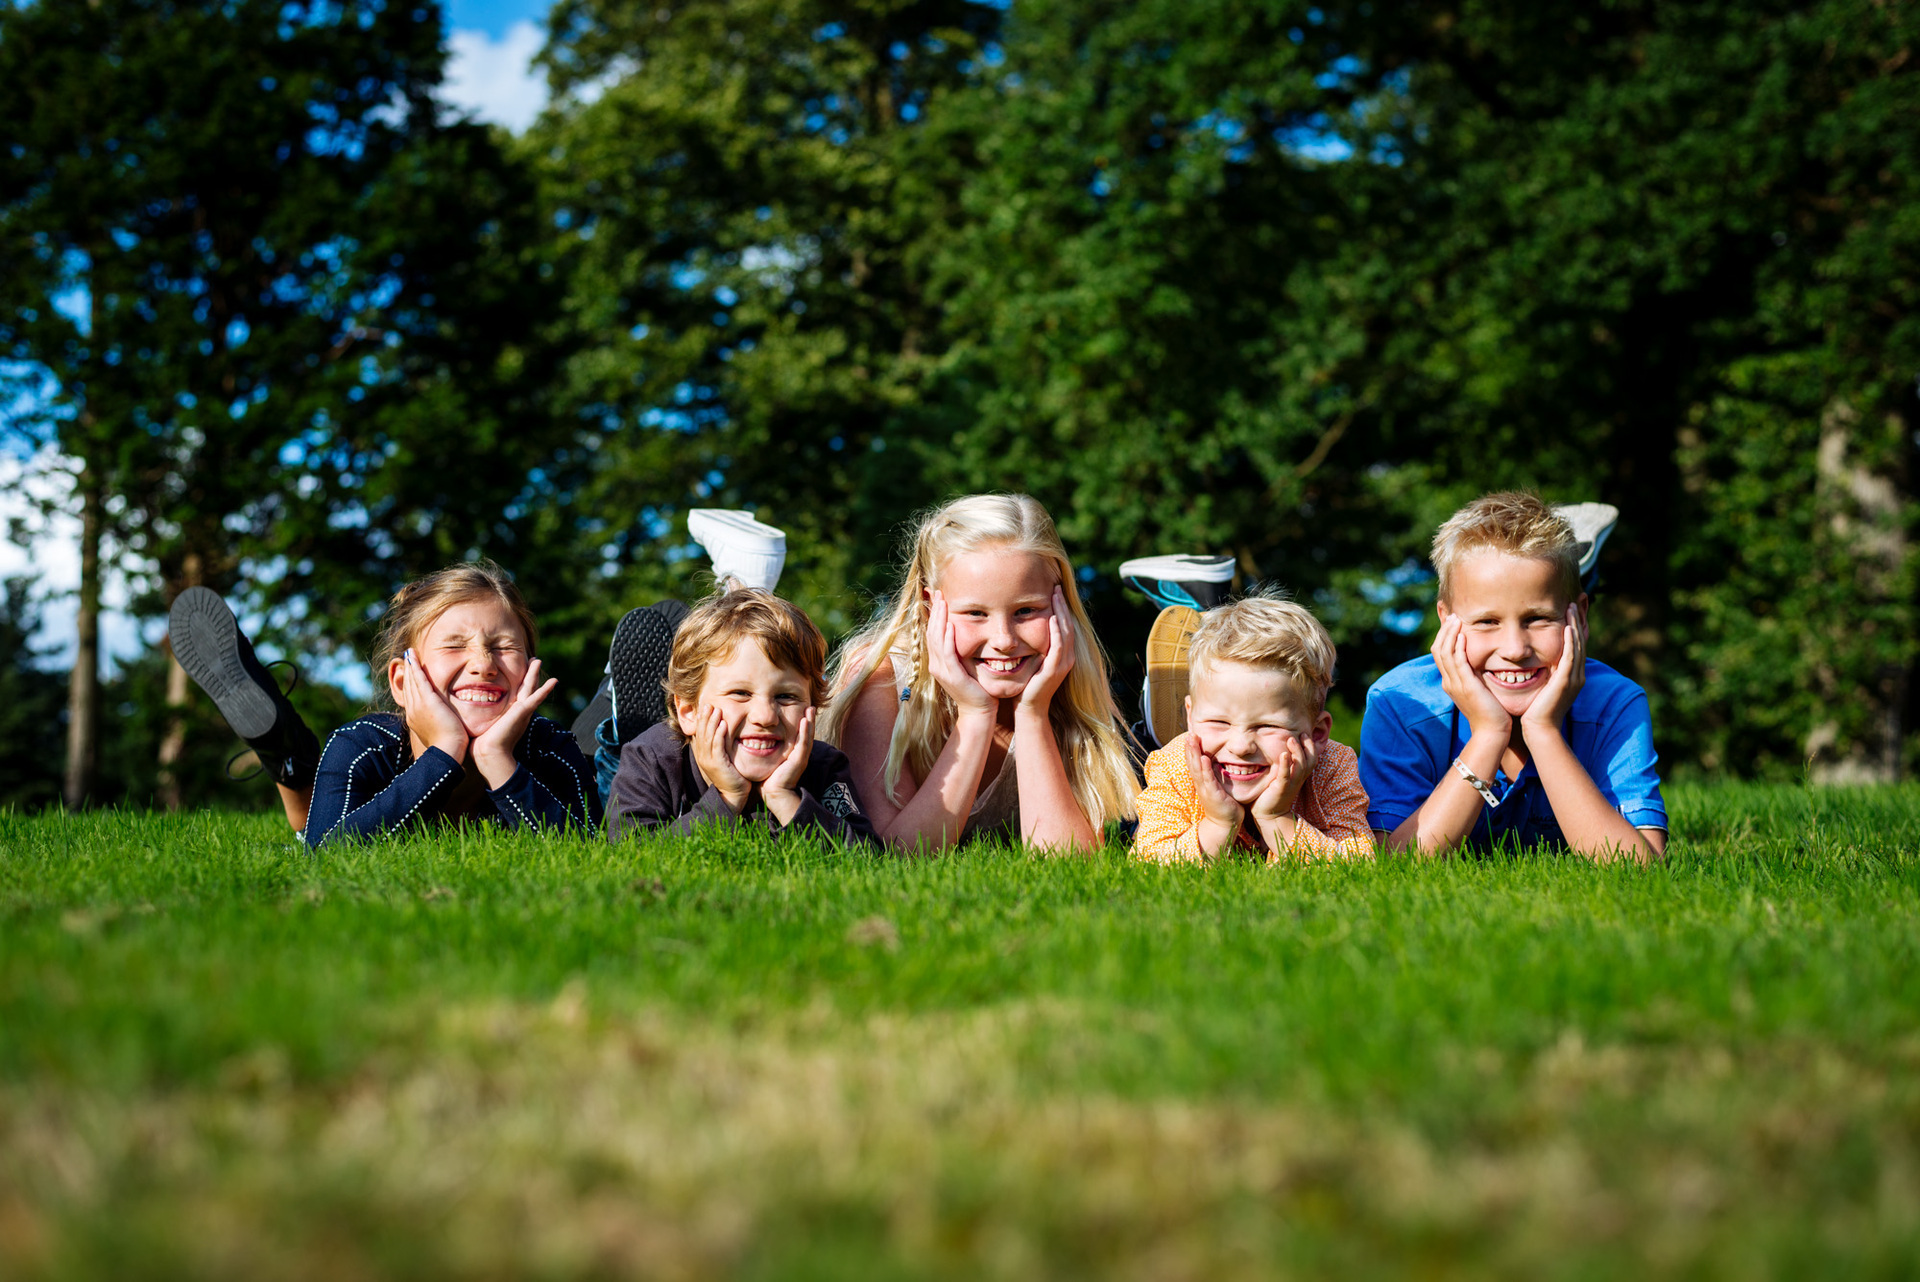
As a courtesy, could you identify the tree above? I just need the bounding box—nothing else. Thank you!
[0,0,567,804]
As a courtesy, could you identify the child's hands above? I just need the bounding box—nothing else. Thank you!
[926,591,997,719]
[1249,731,1317,850]
[1016,586,1077,720]
[1519,605,1587,740]
[759,706,815,827]
[1185,733,1244,857]
[398,649,470,763]
[1432,615,1511,743]
[690,704,754,813]
[470,658,560,790]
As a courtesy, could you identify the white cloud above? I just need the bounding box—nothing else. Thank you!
[442,21,549,133]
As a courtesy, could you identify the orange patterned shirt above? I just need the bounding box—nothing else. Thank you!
[1133,733,1374,864]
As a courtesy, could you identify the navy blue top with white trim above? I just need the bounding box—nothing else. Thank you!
[301,713,600,847]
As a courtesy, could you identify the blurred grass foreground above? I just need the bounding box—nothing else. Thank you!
[3,783,1919,1279]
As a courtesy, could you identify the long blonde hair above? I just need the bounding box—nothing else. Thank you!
[821,494,1138,828]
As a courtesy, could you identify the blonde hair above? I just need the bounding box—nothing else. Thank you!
[820,494,1137,827]
[1188,591,1337,715]
[370,560,538,711]
[1431,491,1580,603]
[665,588,829,741]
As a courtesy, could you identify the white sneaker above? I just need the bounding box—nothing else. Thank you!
[1118,554,1235,612]
[1553,502,1619,579]
[689,509,787,591]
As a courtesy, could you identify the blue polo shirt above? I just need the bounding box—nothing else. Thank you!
[1360,656,1666,850]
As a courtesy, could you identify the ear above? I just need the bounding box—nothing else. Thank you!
[387,659,408,704]
[673,695,701,739]
[1311,710,1333,744]
[1435,598,1453,623]
[1574,591,1591,629]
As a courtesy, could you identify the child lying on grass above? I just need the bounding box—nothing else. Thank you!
[1133,594,1373,863]
[169,562,598,847]
[606,588,877,845]
[1360,492,1666,863]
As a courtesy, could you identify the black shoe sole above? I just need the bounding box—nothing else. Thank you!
[608,600,686,739]
[169,587,282,740]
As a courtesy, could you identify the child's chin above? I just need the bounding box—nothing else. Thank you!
[732,757,781,783]
[1224,780,1269,805]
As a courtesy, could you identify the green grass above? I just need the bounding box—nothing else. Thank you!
[2,783,1918,1279]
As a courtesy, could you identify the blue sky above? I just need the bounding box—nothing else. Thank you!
[446,0,550,40]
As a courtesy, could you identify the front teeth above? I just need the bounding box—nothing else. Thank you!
[455,690,502,703]
[981,658,1025,673]
[1489,670,1538,686]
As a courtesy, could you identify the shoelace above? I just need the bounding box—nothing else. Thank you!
[222,660,305,782]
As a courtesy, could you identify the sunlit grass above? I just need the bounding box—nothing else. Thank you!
[2,784,1918,1278]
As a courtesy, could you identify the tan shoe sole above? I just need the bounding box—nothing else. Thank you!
[1144,605,1202,747]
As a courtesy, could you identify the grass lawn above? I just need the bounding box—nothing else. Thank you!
[2,782,1918,1279]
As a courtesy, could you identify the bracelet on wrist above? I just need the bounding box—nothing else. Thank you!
[1452,757,1503,809]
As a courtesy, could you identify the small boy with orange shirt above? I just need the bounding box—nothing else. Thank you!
[1132,594,1373,863]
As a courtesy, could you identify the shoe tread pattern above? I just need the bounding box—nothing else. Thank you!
[1144,605,1203,748]
[168,587,279,740]
[608,603,681,736]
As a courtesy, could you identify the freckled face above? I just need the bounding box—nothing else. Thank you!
[934,548,1062,701]
[391,599,531,736]
[1185,661,1330,805]
[1438,551,1584,718]
[674,638,812,784]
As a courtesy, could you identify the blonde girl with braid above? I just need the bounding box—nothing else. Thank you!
[821,494,1137,852]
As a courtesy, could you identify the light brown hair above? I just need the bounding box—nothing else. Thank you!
[1431,491,1580,604]
[370,560,537,710]
[1188,590,1337,715]
[666,588,828,739]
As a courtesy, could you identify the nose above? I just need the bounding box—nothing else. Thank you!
[466,641,499,672]
[747,695,779,726]
[989,614,1018,652]
[1494,623,1532,661]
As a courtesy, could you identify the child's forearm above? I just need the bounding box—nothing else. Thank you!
[1526,730,1661,864]
[876,713,995,850]
[1012,708,1100,852]
[1387,726,1507,855]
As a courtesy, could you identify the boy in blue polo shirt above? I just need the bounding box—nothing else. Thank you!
[1360,492,1666,862]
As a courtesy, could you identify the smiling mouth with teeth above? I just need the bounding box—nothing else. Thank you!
[979,657,1029,674]
[1487,669,1543,687]
[1218,762,1268,779]
[454,688,504,704]
[738,735,784,755]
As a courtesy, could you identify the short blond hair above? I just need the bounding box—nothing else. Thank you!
[666,588,828,740]
[1188,592,1337,715]
[1431,492,1580,604]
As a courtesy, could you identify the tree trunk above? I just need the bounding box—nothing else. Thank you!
[155,551,205,810]
[62,469,102,810]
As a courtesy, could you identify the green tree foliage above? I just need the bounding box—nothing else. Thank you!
[0,580,68,810]
[541,0,1916,776]
[0,0,571,797]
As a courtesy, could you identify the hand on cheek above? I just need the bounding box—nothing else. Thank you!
[691,703,754,813]
[760,706,815,827]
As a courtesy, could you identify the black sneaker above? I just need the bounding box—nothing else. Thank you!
[571,675,613,760]
[608,599,689,743]
[167,586,321,790]
[1118,554,1235,612]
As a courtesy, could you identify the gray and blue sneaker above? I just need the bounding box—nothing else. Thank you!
[1554,502,1619,595]
[1119,554,1236,612]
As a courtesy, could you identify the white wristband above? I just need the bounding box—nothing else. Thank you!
[1452,757,1502,809]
